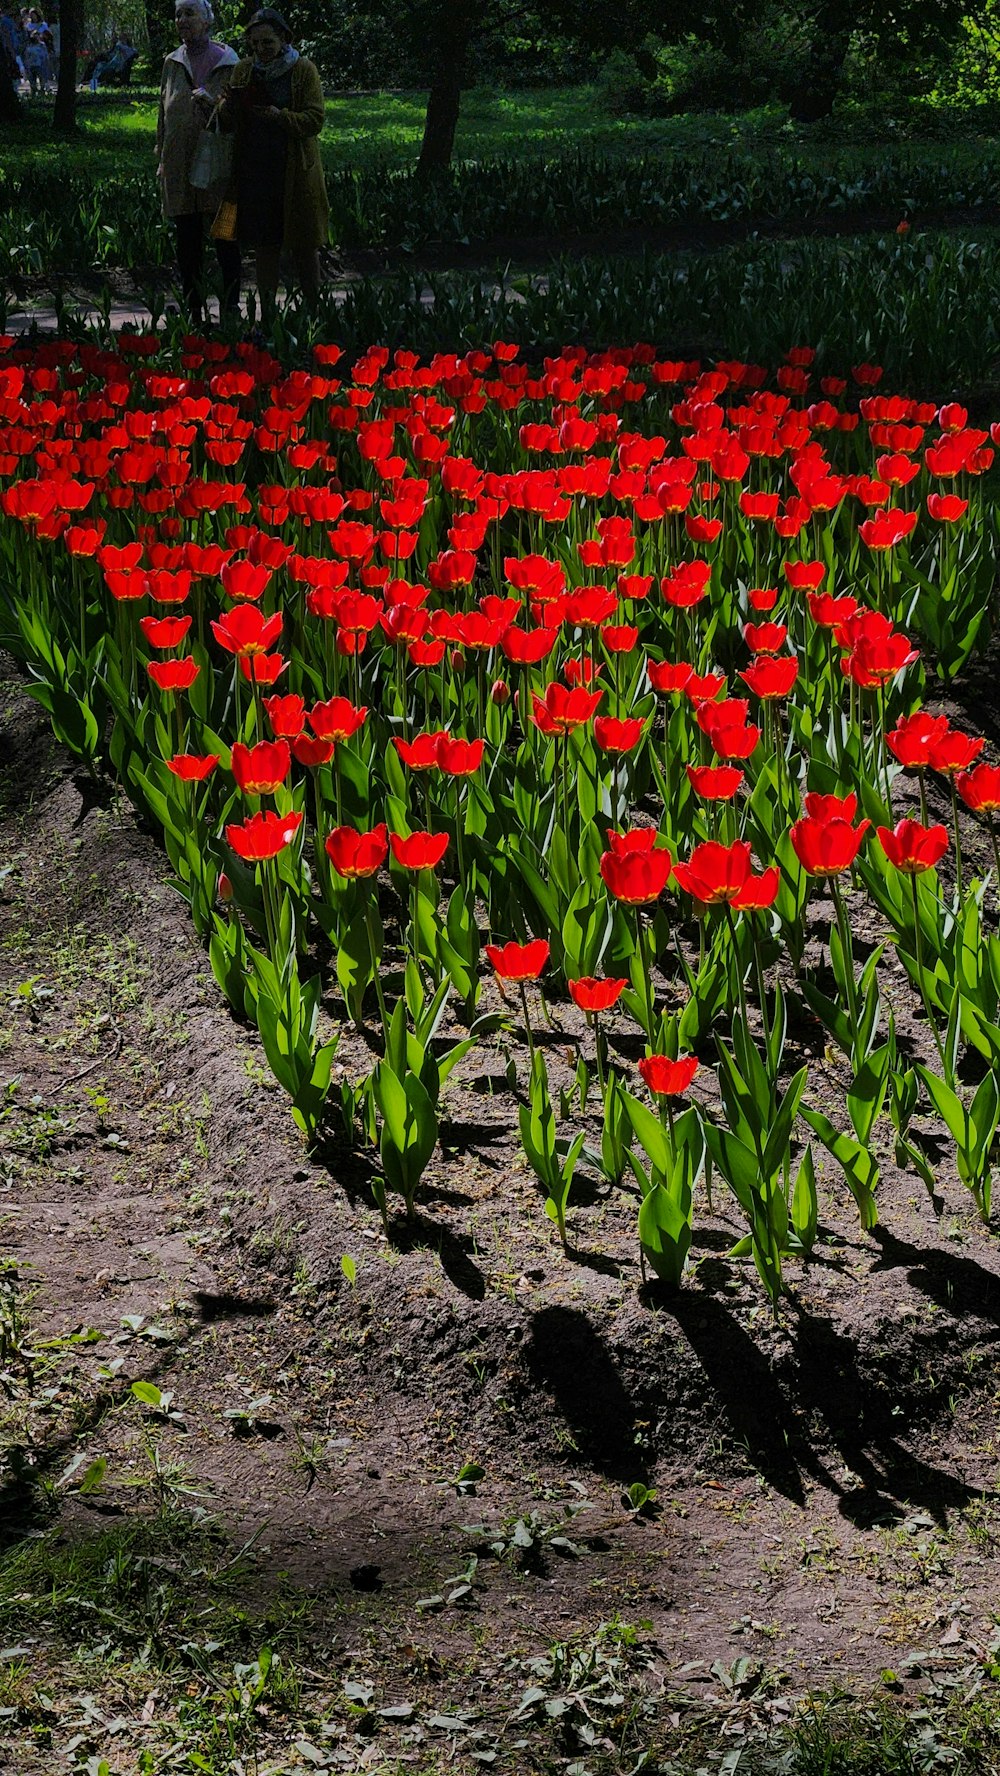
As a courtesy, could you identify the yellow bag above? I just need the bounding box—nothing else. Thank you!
[211,201,238,242]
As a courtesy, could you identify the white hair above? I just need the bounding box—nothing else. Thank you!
[175,0,215,22]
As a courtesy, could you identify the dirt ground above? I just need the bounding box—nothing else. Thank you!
[2,648,1000,1774]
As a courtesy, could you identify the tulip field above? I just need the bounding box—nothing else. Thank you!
[2,328,1000,1310]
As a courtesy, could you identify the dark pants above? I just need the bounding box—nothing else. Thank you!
[174,213,241,319]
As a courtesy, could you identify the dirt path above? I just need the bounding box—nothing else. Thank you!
[2,654,1000,1771]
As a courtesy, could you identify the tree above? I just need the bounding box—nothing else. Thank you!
[53,0,81,132]
[781,0,975,119]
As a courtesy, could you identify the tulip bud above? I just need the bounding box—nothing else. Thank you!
[490,678,510,705]
[218,871,234,903]
[450,647,466,674]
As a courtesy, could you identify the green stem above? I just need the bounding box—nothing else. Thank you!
[519,980,536,1068]
[909,870,947,1075]
[830,875,860,1059]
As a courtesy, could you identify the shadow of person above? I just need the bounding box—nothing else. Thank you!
[790,1306,983,1527]
[658,1289,985,1526]
[668,1293,819,1505]
[870,1226,1000,1328]
[523,1304,651,1485]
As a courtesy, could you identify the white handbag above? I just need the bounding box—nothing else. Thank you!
[190,108,233,191]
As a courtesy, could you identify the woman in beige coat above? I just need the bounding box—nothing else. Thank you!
[156,0,241,322]
[218,9,329,315]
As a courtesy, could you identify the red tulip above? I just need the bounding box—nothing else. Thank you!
[140,614,192,650]
[147,656,199,693]
[886,711,950,769]
[485,939,550,981]
[877,819,949,874]
[325,823,388,879]
[927,732,985,776]
[437,735,485,776]
[531,683,602,735]
[292,734,336,768]
[802,791,858,822]
[221,559,272,602]
[167,753,219,781]
[638,1054,699,1097]
[957,763,1000,813]
[858,508,918,550]
[501,625,558,665]
[740,655,799,700]
[784,560,825,591]
[647,659,693,694]
[226,809,303,862]
[389,830,449,871]
[600,833,672,905]
[264,693,306,738]
[568,976,627,1012]
[211,604,283,657]
[790,815,870,877]
[672,839,769,906]
[239,652,287,686]
[308,697,368,743]
[743,621,787,655]
[395,730,447,770]
[230,739,291,795]
[686,764,744,800]
[594,716,645,755]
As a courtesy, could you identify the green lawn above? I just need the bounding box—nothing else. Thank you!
[7,82,1000,177]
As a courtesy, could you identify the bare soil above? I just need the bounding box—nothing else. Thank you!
[2,649,1000,1772]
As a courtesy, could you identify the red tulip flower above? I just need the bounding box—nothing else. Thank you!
[638,1054,699,1097]
[858,508,918,550]
[167,752,219,781]
[784,560,826,591]
[226,809,304,862]
[743,621,788,655]
[211,604,284,657]
[594,716,645,755]
[790,815,870,877]
[239,652,287,686]
[740,655,799,701]
[389,830,449,871]
[230,739,291,795]
[886,711,950,770]
[395,730,448,770]
[325,823,388,879]
[485,938,550,981]
[568,977,627,1012]
[437,735,485,776]
[292,734,336,768]
[221,559,272,602]
[802,791,858,822]
[927,731,985,776]
[264,693,306,738]
[308,697,368,743]
[672,839,772,907]
[531,683,603,734]
[647,659,693,694]
[600,831,672,905]
[140,614,192,650]
[686,764,744,801]
[147,656,199,693]
[957,763,1000,813]
[877,819,949,874]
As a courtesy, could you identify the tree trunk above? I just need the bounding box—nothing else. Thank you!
[0,49,20,121]
[143,0,168,72]
[417,3,473,173]
[788,0,851,121]
[52,0,80,133]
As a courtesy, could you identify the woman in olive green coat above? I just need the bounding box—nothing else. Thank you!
[218,8,329,311]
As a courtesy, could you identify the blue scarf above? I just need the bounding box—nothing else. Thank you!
[253,44,298,81]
